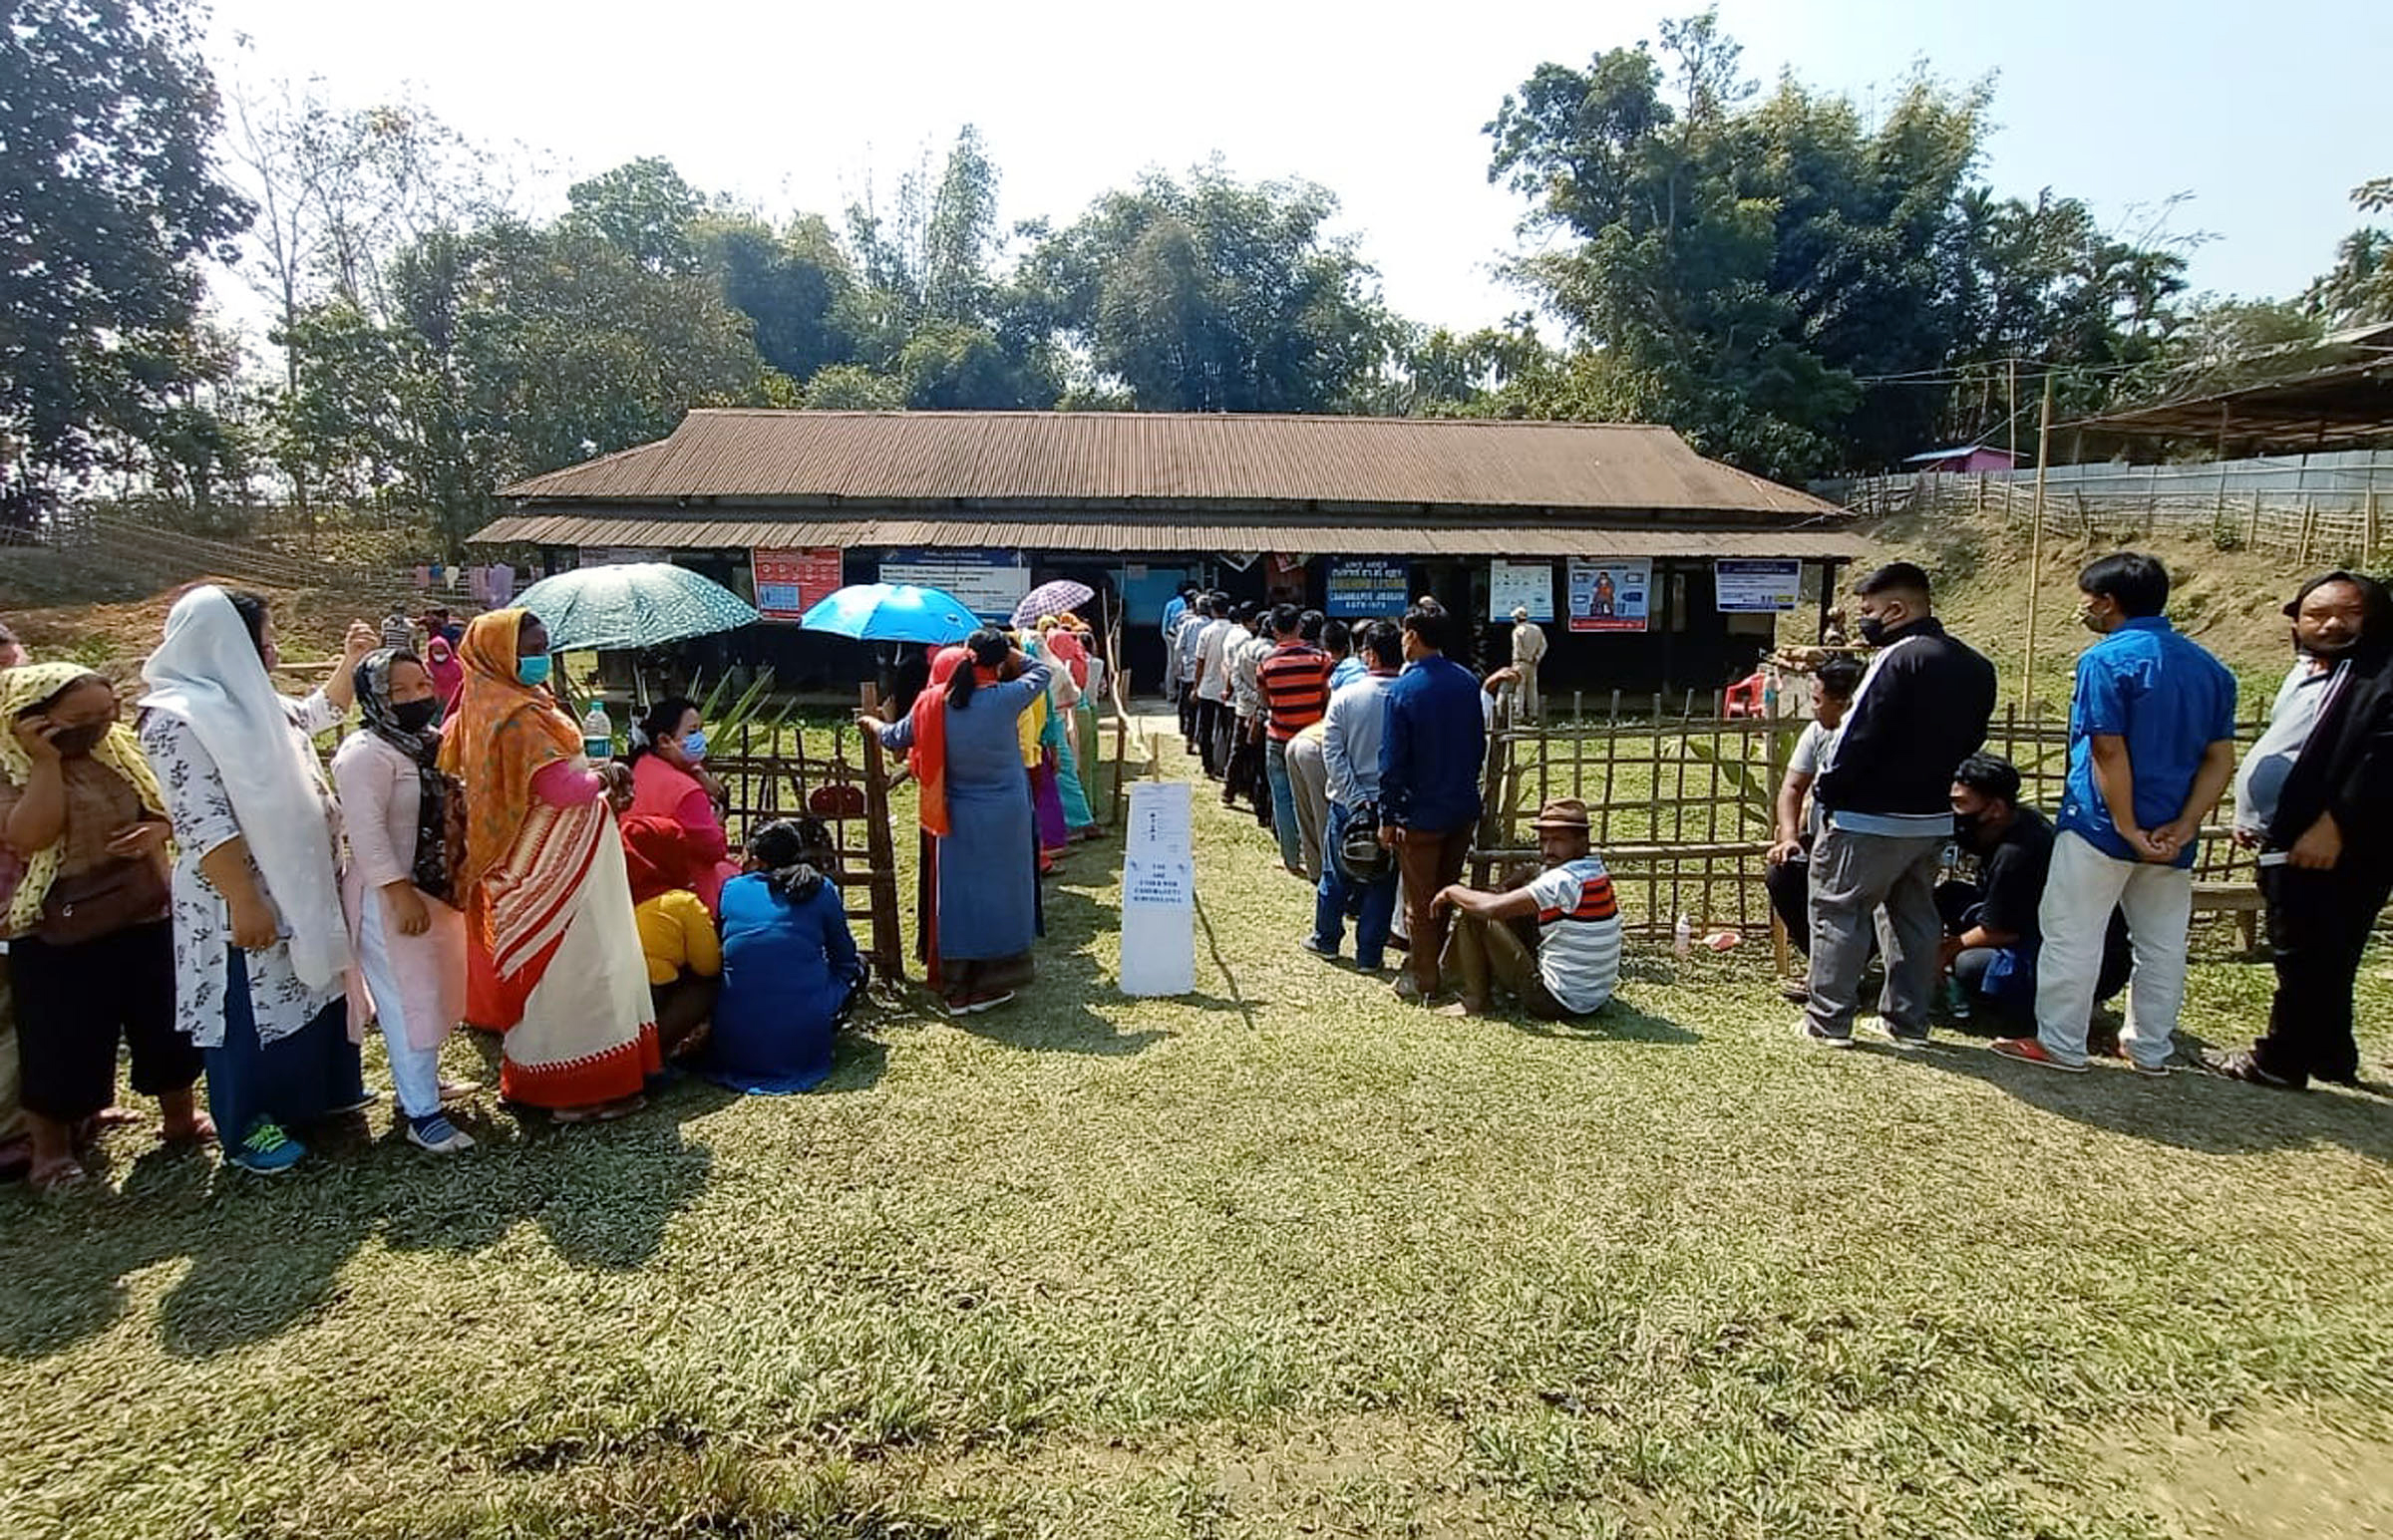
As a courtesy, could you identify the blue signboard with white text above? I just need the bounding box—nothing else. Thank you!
[1324,558,1410,618]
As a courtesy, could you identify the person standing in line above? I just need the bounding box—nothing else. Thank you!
[0,617,30,1183]
[1762,656,1864,974]
[1285,721,1331,883]
[1193,596,1235,779]
[1378,605,1488,1005]
[1,664,209,1194]
[861,630,1051,1015]
[1257,604,1335,875]
[1323,618,1365,692]
[1993,554,2236,1077]
[1176,593,1209,760]
[2209,570,2393,1089]
[1805,562,1996,1049]
[331,649,474,1155]
[443,609,659,1122]
[139,588,380,1173]
[1223,605,1271,823]
[1510,606,1548,722]
[1166,583,1200,749]
[1309,621,1404,969]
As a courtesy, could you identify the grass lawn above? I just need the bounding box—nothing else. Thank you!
[4,721,2392,1539]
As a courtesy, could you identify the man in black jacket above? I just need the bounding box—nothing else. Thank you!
[1805,562,1998,1047]
[2208,570,2393,1089]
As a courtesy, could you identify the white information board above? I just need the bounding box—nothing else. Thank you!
[1120,779,1196,997]
[1488,559,1555,622]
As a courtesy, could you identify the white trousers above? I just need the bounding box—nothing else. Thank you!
[357,889,446,1118]
[2032,831,2194,1070]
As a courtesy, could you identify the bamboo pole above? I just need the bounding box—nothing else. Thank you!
[2021,373,2053,717]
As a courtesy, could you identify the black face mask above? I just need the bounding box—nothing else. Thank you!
[1856,616,1889,647]
[49,723,110,759]
[391,698,440,734]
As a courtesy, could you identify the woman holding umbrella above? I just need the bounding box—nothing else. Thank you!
[859,628,1051,1015]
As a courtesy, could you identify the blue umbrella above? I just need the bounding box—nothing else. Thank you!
[516,562,759,651]
[800,583,979,645]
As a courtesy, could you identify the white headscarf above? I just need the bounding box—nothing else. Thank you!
[141,586,351,990]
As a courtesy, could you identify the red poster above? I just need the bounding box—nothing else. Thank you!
[754,547,846,620]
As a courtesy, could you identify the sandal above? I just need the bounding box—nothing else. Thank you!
[160,1114,217,1147]
[29,1159,89,1198]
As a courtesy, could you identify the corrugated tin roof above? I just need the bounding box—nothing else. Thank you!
[497,410,1844,518]
[471,510,1868,560]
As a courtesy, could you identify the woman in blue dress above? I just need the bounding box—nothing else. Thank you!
[701,817,863,1094]
[861,628,1050,1015]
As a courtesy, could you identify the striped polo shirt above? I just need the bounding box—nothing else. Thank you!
[1256,642,1335,743]
[1526,855,1623,1015]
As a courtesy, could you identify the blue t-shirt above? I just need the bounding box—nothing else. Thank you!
[2057,617,2236,867]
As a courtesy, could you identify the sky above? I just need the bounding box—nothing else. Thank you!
[198,0,2390,338]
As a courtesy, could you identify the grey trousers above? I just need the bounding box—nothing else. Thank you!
[1804,825,1946,1038]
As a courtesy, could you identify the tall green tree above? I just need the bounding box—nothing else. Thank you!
[1027,166,1400,413]
[2302,176,2393,326]
[1,0,253,523]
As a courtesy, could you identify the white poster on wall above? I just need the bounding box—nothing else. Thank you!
[1489,559,1556,622]
[1713,559,1803,613]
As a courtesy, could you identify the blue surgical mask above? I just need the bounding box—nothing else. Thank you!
[516,655,551,687]
[679,728,708,762]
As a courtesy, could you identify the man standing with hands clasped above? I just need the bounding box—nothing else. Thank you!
[1994,554,2236,1077]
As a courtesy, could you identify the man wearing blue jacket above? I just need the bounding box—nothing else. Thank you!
[1807,563,1998,1047]
[1377,604,1487,1004]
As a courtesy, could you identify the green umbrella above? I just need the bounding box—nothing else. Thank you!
[515,563,760,651]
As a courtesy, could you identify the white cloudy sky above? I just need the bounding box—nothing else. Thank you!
[198,0,2390,337]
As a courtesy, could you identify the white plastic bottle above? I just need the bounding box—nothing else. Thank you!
[581,703,614,761]
[1673,913,1693,957]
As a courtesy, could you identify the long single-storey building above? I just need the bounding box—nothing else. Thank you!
[471,410,1868,695]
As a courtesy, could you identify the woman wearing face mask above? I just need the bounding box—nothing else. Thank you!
[422,633,466,718]
[0,664,208,1193]
[332,650,474,1154]
[702,816,861,1094]
[139,587,378,1175]
[625,696,738,914]
[443,610,658,1121]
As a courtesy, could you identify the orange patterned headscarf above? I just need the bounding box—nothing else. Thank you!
[439,609,579,887]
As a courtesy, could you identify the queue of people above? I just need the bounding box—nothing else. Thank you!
[0,586,870,1193]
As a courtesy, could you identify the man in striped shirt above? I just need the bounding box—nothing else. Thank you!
[1432,797,1622,1020]
[1256,604,1336,875]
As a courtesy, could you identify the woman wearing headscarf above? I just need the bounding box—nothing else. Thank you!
[621,812,721,1059]
[2210,570,2393,1089]
[332,649,473,1154]
[0,664,207,1193]
[1033,621,1098,838]
[139,588,378,1175]
[625,696,738,914]
[858,628,1050,1014]
[701,816,861,1094]
[442,609,658,1120]
[422,633,466,718]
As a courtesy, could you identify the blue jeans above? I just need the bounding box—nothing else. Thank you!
[1265,740,1302,870]
[1314,802,1399,968]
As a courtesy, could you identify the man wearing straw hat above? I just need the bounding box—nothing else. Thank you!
[1431,796,1622,1020]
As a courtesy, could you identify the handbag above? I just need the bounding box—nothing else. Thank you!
[412,769,468,906]
[39,853,171,947]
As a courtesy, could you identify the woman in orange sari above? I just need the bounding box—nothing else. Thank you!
[443,610,659,1120]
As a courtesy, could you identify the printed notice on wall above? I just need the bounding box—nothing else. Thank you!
[1120,779,1196,997]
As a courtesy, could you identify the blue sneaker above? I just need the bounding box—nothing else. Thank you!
[406,1112,476,1154]
[227,1119,307,1174]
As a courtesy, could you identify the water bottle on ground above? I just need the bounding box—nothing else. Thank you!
[582,703,614,761]
[1673,913,1693,958]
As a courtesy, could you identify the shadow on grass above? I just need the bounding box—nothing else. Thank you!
[1906,1037,2393,1164]
[0,1075,729,1363]
[1505,996,1702,1046]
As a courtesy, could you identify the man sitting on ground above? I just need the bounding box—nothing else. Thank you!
[1432,797,1622,1021]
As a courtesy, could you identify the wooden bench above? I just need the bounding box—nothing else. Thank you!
[2194,880,2266,953]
